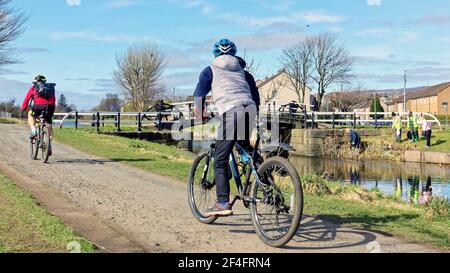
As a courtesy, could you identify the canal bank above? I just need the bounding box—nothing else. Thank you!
[290,128,450,165]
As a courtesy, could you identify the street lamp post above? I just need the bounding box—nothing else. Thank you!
[403,70,407,113]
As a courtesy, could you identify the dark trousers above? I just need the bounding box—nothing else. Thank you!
[425,130,432,147]
[214,105,257,203]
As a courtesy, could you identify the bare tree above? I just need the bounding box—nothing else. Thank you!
[114,41,167,112]
[312,33,353,109]
[280,38,314,104]
[242,49,260,79]
[92,93,122,112]
[328,83,370,112]
[261,78,284,107]
[0,0,27,66]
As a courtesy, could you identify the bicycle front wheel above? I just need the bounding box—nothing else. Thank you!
[188,151,218,224]
[250,156,303,247]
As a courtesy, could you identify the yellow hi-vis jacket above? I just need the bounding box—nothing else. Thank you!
[392,116,402,130]
[408,115,419,129]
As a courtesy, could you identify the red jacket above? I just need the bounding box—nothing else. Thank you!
[21,85,56,111]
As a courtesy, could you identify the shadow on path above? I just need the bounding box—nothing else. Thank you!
[54,158,155,165]
[211,213,408,251]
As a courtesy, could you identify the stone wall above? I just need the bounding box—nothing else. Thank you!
[290,129,386,157]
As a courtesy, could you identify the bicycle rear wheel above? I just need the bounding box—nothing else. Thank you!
[188,151,218,224]
[250,156,303,247]
[30,137,39,160]
[41,126,51,163]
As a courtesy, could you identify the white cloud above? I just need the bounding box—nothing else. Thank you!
[50,30,154,43]
[107,1,151,9]
[357,28,421,43]
[166,50,203,69]
[352,45,395,60]
[397,31,421,43]
[0,79,32,101]
[367,0,381,6]
[66,0,81,6]
[191,30,307,53]
[357,28,390,37]
[217,11,344,28]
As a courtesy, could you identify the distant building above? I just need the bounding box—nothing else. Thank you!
[256,69,311,110]
[353,96,389,113]
[0,111,12,118]
[389,82,450,115]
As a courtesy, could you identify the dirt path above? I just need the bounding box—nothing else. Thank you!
[0,124,442,253]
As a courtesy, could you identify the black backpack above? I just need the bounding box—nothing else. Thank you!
[34,82,56,100]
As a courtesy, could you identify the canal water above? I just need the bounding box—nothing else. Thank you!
[193,141,450,201]
[289,156,450,201]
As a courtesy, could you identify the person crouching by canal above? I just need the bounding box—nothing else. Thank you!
[392,112,402,142]
[408,112,419,143]
[418,114,432,148]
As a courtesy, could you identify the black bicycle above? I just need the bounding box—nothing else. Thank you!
[188,119,303,247]
[30,108,51,163]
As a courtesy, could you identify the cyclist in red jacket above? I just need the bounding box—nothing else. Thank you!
[21,74,56,142]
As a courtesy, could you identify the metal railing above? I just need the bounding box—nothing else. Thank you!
[54,101,442,132]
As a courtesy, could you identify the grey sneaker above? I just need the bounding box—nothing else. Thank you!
[205,202,233,217]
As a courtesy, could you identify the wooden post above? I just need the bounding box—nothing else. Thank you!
[75,111,78,129]
[332,112,335,129]
[96,112,100,133]
[157,112,161,131]
[304,107,308,129]
[311,112,315,129]
[188,103,193,152]
[375,111,378,129]
[102,115,105,127]
[117,112,121,132]
[353,113,357,129]
[138,112,142,132]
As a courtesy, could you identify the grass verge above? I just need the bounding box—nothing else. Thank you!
[368,128,450,153]
[0,174,95,253]
[55,128,194,181]
[54,128,450,250]
[0,118,24,124]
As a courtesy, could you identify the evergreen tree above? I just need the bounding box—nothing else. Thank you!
[57,94,69,112]
[370,94,385,119]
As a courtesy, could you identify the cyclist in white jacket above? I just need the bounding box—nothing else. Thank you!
[193,39,260,216]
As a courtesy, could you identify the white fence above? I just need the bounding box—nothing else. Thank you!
[0,111,12,118]
[53,101,442,131]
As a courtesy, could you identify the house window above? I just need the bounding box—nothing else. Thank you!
[271,89,278,98]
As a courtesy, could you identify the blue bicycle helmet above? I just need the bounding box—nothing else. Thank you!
[213,38,237,57]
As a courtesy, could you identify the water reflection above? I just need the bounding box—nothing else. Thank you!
[289,156,450,201]
[192,141,450,201]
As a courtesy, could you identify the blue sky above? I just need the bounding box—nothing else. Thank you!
[1,0,450,110]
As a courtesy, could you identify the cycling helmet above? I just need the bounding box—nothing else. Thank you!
[33,74,47,84]
[213,38,237,57]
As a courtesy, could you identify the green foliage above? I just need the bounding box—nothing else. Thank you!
[369,95,385,119]
[425,196,450,219]
[302,173,332,196]
[91,93,122,112]
[57,94,76,112]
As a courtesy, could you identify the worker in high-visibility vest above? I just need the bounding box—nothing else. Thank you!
[392,112,402,142]
[413,113,420,142]
[408,111,419,142]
